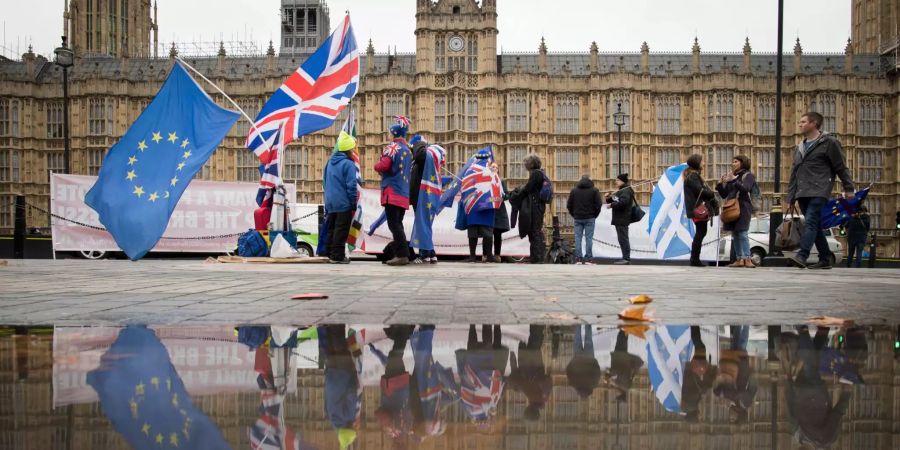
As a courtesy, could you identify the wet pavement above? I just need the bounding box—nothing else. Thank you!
[1,259,900,325]
[0,323,897,449]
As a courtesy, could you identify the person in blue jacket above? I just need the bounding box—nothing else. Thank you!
[323,131,359,264]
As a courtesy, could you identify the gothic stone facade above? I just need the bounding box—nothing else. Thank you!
[0,0,897,254]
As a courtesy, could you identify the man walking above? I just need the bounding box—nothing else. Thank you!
[605,173,634,265]
[566,175,602,264]
[375,116,414,266]
[786,112,855,269]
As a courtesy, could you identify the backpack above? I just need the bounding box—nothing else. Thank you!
[743,173,762,215]
[237,229,268,257]
[539,170,554,204]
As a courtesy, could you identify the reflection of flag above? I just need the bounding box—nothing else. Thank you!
[820,188,870,229]
[648,164,696,259]
[84,63,240,260]
[411,328,457,437]
[87,326,230,450]
[411,145,446,251]
[646,325,694,414]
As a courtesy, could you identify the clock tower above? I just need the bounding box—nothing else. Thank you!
[415,0,498,74]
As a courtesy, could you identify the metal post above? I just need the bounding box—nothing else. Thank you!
[768,0,785,260]
[62,65,70,174]
[13,195,25,259]
[617,124,623,175]
[317,204,325,226]
[867,232,877,268]
[767,325,780,450]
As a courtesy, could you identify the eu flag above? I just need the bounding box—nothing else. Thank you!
[820,187,870,229]
[87,326,231,450]
[85,63,240,260]
[411,145,445,252]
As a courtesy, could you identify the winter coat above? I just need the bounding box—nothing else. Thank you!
[788,382,850,447]
[374,138,413,209]
[716,170,756,232]
[512,169,547,238]
[323,151,359,214]
[787,133,855,204]
[567,177,603,221]
[494,180,511,232]
[408,141,429,208]
[683,170,716,221]
[846,214,870,244]
[713,349,757,409]
[607,184,634,227]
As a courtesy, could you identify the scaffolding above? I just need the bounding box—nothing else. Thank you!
[156,40,267,58]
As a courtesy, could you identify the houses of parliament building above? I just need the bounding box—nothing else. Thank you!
[0,0,897,254]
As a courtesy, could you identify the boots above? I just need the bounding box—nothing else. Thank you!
[386,256,409,266]
[728,259,746,268]
[743,258,756,268]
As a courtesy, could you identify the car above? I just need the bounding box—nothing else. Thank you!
[718,215,844,266]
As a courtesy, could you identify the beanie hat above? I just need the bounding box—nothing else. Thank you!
[336,131,356,152]
[389,115,410,137]
[617,173,629,183]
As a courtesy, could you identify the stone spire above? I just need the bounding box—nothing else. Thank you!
[266,40,275,57]
[538,37,547,72]
[266,40,275,73]
[793,38,802,74]
[217,41,226,72]
[691,37,701,74]
[742,37,752,74]
[218,41,226,57]
[640,41,649,74]
[366,39,375,73]
[589,41,599,73]
[844,38,854,74]
[169,42,178,59]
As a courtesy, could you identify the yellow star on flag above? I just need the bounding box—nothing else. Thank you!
[135,382,145,396]
[138,140,148,152]
[133,186,145,198]
[182,150,192,159]
[430,175,436,181]
[166,378,172,392]
[170,176,179,187]
[130,398,139,418]
[180,138,190,148]
[155,433,164,444]
[151,132,162,143]
[150,377,159,388]
[176,162,185,171]
[126,170,137,181]
[141,423,151,436]
[171,393,179,407]
[148,192,159,202]
[164,191,170,199]
[128,155,138,166]
[169,433,179,447]
[426,202,432,209]
[167,132,178,143]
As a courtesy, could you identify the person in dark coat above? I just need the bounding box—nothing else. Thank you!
[567,175,602,264]
[681,326,718,422]
[407,135,429,263]
[510,154,547,264]
[683,154,717,267]
[566,325,601,399]
[605,173,634,265]
[845,205,870,268]
[491,163,511,263]
[716,155,757,268]
[507,325,551,420]
[606,329,643,402]
[713,325,756,423]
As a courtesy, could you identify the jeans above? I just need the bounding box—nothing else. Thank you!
[846,241,865,268]
[573,219,596,261]
[385,204,409,258]
[730,325,749,351]
[733,229,750,259]
[325,211,353,261]
[797,197,832,263]
[690,220,708,264]
[615,225,631,261]
[573,325,594,357]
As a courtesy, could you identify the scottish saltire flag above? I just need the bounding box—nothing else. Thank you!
[646,325,694,414]
[821,187,870,229]
[411,145,446,252]
[87,326,231,450]
[647,164,696,259]
[460,158,503,214]
[246,14,359,204]
[85,63,239,260]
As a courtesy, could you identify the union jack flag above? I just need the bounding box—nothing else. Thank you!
[460,160,503,214]
[246,14,359,204]
[459,364,504,421]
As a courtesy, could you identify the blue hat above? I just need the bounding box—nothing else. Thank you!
[389,115,410,137]
[474,147,493,160]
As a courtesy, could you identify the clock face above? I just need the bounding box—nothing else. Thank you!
[448,36,465,52]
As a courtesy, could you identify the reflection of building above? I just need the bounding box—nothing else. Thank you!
[2,326,900,449]
[0,0,898,255]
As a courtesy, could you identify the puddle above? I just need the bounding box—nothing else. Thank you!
[1,323,897,449]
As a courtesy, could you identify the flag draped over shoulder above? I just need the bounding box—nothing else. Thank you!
[87,326,231,450]
[411,145,446,251]
[647,163,696,259]
[646,325,694,414]
[246,14,359,205]
[820,187,870,229]
[84,63,240,260]
[460,157,502,215]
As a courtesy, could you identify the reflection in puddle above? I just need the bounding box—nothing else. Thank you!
[1,324,897,449]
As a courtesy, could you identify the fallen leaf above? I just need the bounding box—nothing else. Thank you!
[629,294,653,304]
[621,324,650,339]
[807,316,854,327]
[618,306,653,322]
[0,260,7,266]
[542,312,577,321]
[543,297,559,303]
[291,293,329,300]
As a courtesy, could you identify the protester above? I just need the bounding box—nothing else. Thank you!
[374,116,414,266]
[683,154,717,267]
[713,326,756,423]
[566,325,601,399]
[605,173,634,265]
[455,325,508,423]
[491,163,511,263]
[410,326,457,440]
[510,154,547,263]
[370,325,415,443]
[845,205,870,268]
[457,150,498,263]
[318,324,362,450]
[322,131,359,264]
[566,175,602,264]
[682,326,718,422]
[606,329,643,402]
[407,135,429,263]
[786,112,855,270]
[716,155,757,268]
[508,325,551,420]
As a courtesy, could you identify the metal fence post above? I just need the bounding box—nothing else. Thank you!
[13,195,26,259]
[868,233,877,268]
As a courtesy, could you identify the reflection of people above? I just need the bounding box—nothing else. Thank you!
[318,325,361,450]
[681,326,718,422]
[566,325,601,399]
[607,329,643,402]
[713,325,757,423]
[370,325,415,443]
[455,325,509,422]
[410,326,458,441]
[508,325,551,420]
[785,326,851,448]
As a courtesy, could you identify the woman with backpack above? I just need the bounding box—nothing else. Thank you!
[716,155,757,268]
[683,154,717,267]
[510,154,548,264]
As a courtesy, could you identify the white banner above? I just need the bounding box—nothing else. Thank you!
[588,205,722,261]
[356,188,531,257]
[50,173,296,254]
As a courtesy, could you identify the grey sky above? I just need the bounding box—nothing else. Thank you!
[5,0,852,60]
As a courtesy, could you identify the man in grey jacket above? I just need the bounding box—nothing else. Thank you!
[786,112,855,269]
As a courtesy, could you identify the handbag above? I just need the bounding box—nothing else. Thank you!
[721,196,741,223]
[776,204,805,250]
[629,193,645,223]
[692,192,710,223]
